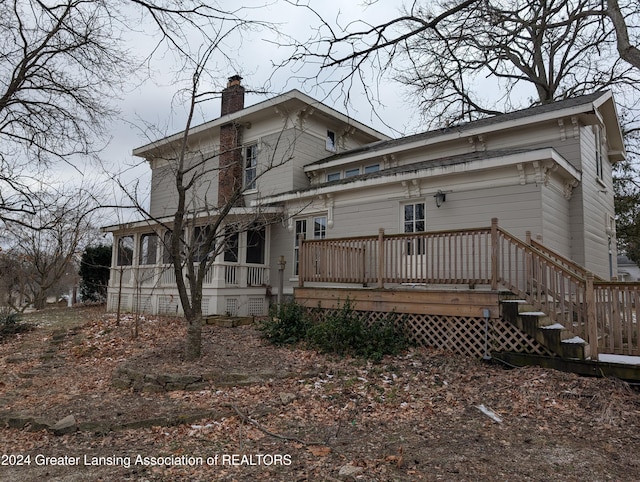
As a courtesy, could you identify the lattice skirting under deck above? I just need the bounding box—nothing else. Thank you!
[307,308,554,359]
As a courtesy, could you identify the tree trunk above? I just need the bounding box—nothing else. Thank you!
[34,291,47,310]
[184,311,203,360]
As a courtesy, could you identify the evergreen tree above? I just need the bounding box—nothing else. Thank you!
[79,245,112,302]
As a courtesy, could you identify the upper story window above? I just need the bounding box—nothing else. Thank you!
[364,164,380,174]
[595,126,604,180]
[327,172,341,182]
[345,167,359,178]
[244,144,258,190]
[326,130,337,152]
[139,233,157,265]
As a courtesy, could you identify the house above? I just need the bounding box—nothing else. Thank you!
[617,255,640,281]
[103,77,625,319]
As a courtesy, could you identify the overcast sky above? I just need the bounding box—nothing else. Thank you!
[56,0,418,221]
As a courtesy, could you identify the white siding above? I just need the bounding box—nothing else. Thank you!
[541,182,571,257]
[149,156,219,219]
[255,129,324,197]
[573,126,616,278]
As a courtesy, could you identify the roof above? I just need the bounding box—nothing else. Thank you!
[254,147,580,205]
[132,89,391,158]
[305,90,626,170]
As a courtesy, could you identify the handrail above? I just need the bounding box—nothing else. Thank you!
[494,224,590,345]
[529,238,601,281]
[298,218,640,357]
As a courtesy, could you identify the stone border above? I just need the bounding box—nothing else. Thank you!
[111,365,306,392]
[0,409,231,435]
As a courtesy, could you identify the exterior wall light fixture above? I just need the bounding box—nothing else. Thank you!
[434,190,446,208]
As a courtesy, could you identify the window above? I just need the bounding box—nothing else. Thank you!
[223,226,239,263]
[404,202,425,255]
[244,144,258,190]
[139,233,157,265]
[595,126,604,180]
[404,203,425,233]
[294,219,307,275]
[364,164,380,174]
[314,216,327,239]
[193,226,212,263]
[345,167,359,178]
[246,225,266,264]
[327,172,341,182]
[293,216,327,276]
[326,130,336,152]
[117,236,134,266]
[162,230,184,264]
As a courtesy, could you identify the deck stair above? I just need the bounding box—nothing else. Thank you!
[501,300,590,360]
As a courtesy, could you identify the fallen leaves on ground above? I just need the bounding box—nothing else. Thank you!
[1,305,640,481]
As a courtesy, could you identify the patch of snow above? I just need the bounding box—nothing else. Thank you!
[542,323,565,330]
[562,336,586,344]
[520,311,547,316]
[598,354,640,365]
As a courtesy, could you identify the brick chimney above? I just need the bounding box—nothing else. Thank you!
[220,75,245,116]
[218,75,245,206]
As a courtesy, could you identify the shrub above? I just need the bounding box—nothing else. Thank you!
[307,299,409,362]
[261,299,410,362]
[259,300,312,346]
[0,307,31,341]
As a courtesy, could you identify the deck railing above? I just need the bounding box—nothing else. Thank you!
[298,218,640,356]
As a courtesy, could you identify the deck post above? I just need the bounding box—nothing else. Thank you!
[525,230,532,293]
[491,218,498,290]
[298,234,305,288]
[377,228,385,288]
[586,272,598,359]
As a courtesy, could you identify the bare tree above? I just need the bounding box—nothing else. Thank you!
[281,0,639,126]
[607,0,640,69]
[0,0,270,227]
[2,186,101,310]
[281,0,640,259]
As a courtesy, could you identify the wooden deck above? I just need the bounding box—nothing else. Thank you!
[295,286,502,318]
[295,219,640,377]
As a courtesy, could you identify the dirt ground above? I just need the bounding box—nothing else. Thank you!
[1,305,640,481]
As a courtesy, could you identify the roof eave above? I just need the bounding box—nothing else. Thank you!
[256,148,580,206]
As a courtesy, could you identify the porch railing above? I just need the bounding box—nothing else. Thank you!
[298,218,640,357]
[111,262,269,289]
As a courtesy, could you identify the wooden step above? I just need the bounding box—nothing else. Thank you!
[500,300,589,360]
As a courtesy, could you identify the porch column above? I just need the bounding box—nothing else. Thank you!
[491,218,498,290]
[377,228,385,288]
